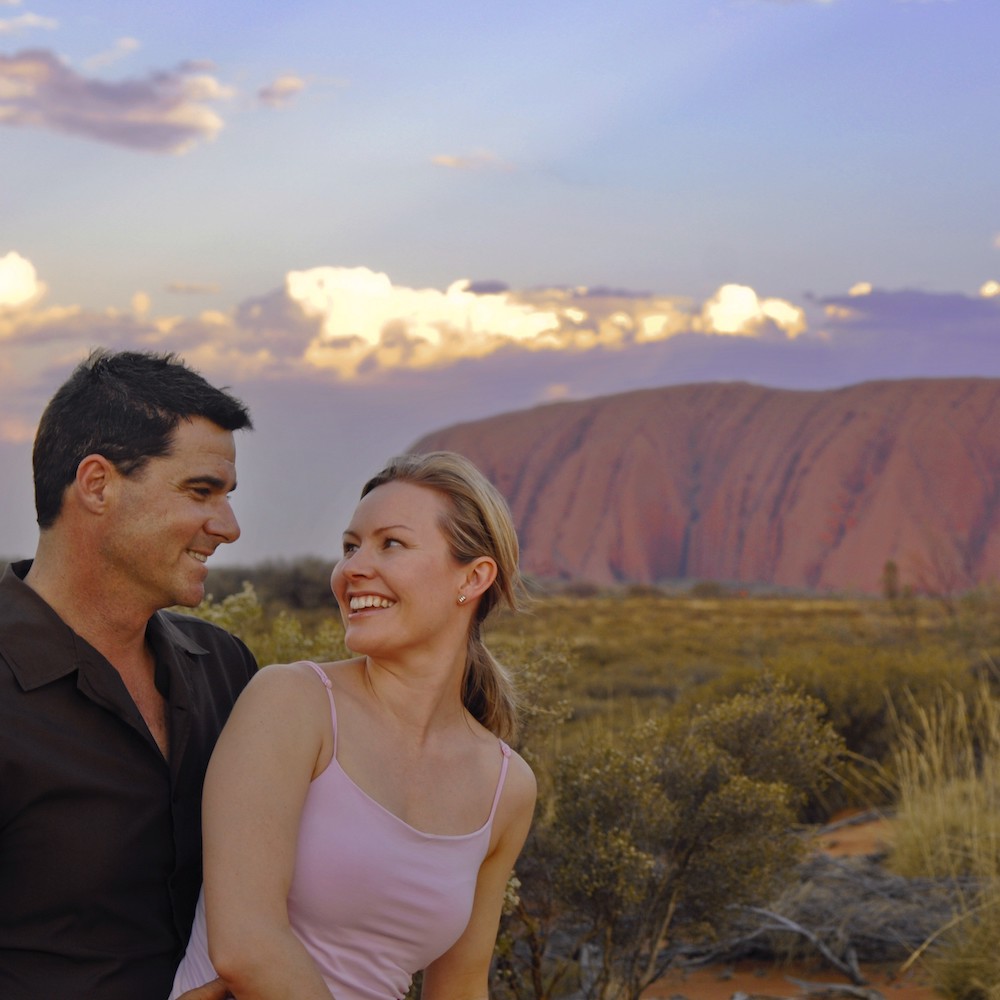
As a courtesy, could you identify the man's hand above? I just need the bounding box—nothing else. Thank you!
[175,978,232,1000]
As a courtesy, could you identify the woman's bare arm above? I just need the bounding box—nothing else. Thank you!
[201,663,335,1000]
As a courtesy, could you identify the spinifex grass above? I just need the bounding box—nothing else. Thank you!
[889,678,1000,998]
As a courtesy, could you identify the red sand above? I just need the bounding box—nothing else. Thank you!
[643,814,943,999]
[644,959,938,1000]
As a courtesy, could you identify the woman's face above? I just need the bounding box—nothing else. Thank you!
[330,480,470,658]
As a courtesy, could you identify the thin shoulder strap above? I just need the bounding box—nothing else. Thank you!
[302,660,338,756]
[486,741,512,824]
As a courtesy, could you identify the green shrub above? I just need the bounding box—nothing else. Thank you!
[498,679,843,1000]
[183,582,349,666]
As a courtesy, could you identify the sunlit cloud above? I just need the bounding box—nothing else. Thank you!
[543,383,572,400]
[848,282,872,296]
[84,37,141,72]
[0,255,818,385]
[292,267,563,375]
[699,283,806,338]
[278,268,809,377]
[0,10,57,34]
[0,250,44,314]
[258,73,306,107]
[431,149,513,172]
[823,302,857,320]
[7,256,999,413]
[0,49,233,153]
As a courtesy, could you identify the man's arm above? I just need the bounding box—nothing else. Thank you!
[177,978,231,1000]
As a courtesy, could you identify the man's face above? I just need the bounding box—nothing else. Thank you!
[101,416,241,613]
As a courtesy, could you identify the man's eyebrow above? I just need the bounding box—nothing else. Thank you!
[182,474,236,492]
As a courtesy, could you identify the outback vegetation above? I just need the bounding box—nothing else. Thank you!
[192,565,1000,1000]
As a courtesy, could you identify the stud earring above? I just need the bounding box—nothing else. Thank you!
[457,594,468,605]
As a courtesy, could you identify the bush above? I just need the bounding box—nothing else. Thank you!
[183,582,349,666]
[497,678,844,1000]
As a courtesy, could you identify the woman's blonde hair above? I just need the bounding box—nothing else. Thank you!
[360,451,523,740]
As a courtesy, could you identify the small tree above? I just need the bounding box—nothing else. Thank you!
[882,559,900,601]
[497,678,844,1000]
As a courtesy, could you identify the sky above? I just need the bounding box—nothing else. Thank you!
[2,0,999,568]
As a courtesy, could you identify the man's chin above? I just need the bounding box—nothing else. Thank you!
[171,583,206,610]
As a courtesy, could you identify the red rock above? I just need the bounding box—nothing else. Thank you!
[410,379,1000,594]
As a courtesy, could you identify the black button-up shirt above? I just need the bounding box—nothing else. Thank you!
[0,560,257,999]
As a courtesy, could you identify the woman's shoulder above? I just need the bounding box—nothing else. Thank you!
[485,742,536,859]
[500,743,537,808]
[462,715,536,806]
[233,660,364,776]
[233,659,359,717]
[250,657,363,687]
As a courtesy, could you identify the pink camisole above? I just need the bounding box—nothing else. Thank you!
[169,661,511,1000]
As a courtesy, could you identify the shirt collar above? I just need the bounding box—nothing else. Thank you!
[0,560,209,692]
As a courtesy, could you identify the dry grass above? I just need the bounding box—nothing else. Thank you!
[888,679,1000,998]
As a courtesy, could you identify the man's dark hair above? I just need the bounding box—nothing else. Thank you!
[33,349,253,529]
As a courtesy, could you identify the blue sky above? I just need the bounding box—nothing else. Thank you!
[2,0,999,567]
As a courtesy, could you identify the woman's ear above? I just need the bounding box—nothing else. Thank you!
[461,556,498,600]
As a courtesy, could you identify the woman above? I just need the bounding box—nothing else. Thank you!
[170,451,537,1000]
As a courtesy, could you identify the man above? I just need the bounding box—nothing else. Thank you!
[0,350,258,999]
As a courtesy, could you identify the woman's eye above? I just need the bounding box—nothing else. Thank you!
[342,542,358,555]
[384,537,403,548]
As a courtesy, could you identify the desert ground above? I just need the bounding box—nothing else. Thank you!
[643,813,942,1000]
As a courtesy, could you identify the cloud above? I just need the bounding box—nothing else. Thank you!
[431,149,513,172]
[0,256,817,394]
[6,255,1000,409]
[84,36,141,72]
[817,287,1000,336]
[257,73,306,107]
[0,48,233,153]
[0,250,44,313]
[272,268,810,377]
[699,284,806,339]
[0,10,57,34]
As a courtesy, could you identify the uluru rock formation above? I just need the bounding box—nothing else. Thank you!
[410,379,1000,593]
